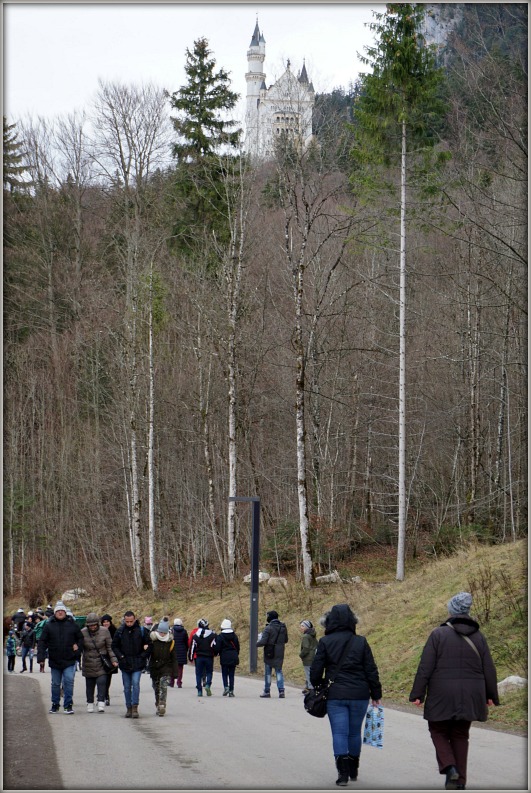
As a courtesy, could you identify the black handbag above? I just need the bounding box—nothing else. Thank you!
[89,634,116,673]
[304,635,354,718]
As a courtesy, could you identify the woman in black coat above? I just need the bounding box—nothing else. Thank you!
[310,603,382,787]
[100,614,117,706]
[409,592,499,791]
[170,618,188,688]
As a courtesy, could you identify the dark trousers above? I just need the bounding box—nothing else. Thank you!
[221,663,236,691]
[7,655,16,672]
[428,719,471,786]
[85,674,107,703]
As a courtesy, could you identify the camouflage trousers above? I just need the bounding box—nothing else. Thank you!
[151,674,170,706]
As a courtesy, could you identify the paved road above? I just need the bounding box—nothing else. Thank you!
[3,662,527,790]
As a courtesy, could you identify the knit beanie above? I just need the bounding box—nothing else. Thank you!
[220,619,232,630]
[101,614,113,624]
[157,620,170,634]
[198,618,209,628]
[54,601,67,614]
[86,612,100,626]
[300,619,313,630]
[447,592,473,616]
[266,610,278,623]
[174,618,182,626]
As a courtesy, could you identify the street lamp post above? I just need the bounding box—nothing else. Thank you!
[228,496,260,672]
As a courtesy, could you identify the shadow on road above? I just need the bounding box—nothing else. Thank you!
[3,674,63,790]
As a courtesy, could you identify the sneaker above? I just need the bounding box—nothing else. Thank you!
[87,703,94,713]
[97,702,105,712]
[228,691,235,697]
[64,705,74,714]
[260,692,271,698]
[158,704,166,716]
[279,690,285,698]
[205,685,212,696]
[105,697,110,706]
[197,690,203,697]
[49,703,60,713]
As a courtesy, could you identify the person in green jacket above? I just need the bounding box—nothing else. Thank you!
[299,619,318,694]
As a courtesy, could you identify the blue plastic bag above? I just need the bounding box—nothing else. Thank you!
[363,705,384,749]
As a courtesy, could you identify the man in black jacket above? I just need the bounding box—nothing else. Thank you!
[112,610,152,718]
[257,610,288,698]
[37,601,84,714]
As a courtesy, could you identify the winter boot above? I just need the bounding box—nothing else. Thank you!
[335,756,350,787]
[131,704,139,719]
[158,703,166,716]
[348,755,359,781]
[445,766,459,790]
[228,690,235,697]
[125,707,133,718]
[278,690,285,698]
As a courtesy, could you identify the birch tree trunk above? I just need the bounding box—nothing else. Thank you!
[148,260,158,594]
[396,120,407,582]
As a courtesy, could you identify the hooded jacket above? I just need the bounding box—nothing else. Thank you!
[189,627,217,660]
[149,629,180,679]
[112,619,152,672]
[81,618,117,678]
[215,630,240,666]
[409,615,499,722]
[299,626,318,665]
[37,614,84,670]
[256,618,288,667]
[310,604,382,701]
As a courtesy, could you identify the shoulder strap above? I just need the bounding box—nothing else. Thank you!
[445,622,481,660]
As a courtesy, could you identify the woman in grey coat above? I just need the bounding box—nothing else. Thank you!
[81,612,118,713]
[409,592,499,791]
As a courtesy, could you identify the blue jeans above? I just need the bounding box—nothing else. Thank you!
[21,646,33,671]
[327,698,369,756]
[195,656,214,690]
[51,664,76,709]
[121,669,142,707]
[264,663,284,692]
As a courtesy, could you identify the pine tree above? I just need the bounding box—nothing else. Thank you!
[351,4,445,581]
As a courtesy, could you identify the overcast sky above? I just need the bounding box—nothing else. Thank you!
[3,2,384,124]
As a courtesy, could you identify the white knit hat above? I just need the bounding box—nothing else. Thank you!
[174,618,182,626]
[220,619,232,630]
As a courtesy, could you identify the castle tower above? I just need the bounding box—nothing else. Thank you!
[245,20,266,156]
[244,20,314,160]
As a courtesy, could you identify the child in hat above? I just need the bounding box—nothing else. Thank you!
[148,619,179,716]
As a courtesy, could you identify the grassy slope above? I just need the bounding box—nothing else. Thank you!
[10,540,527,734]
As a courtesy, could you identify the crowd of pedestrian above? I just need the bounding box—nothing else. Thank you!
[5,591,499,790]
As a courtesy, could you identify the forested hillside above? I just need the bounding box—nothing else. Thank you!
[3,4,527,598]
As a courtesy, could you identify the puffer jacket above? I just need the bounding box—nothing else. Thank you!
[215,630,240,666]
[37,615,84,670]
[257,619,288,667]
[409,615,499,722]
[112,620,152,672]
[81,623,117,677]
[310,604,382,701]
[172,625,189,665]
[299,626,318,665]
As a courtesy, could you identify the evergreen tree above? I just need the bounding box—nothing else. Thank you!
[351,4,445,581]
[168,37,241,162]
[3,117,31,193]
[167,38,242,268]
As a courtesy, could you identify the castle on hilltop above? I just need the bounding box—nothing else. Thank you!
[244,21,315,160]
